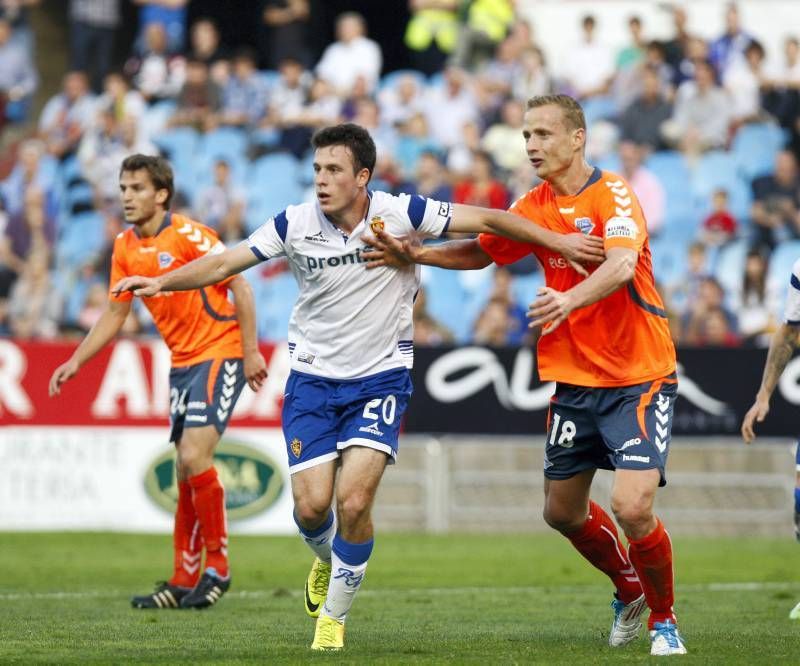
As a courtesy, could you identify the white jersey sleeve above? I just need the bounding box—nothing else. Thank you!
[393,193,453,238]
[247,209,288,261]
[785,259,800,324]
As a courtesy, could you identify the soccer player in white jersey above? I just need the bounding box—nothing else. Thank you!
[113,123,604,650]
[742,257,800,620]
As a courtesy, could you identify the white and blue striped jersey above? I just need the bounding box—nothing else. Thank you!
[247,190,452,379]
[786,259,800,324]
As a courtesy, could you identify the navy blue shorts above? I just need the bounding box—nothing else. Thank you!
[281,368,413,474]
[543,374,678,486]
[168,357,246,443]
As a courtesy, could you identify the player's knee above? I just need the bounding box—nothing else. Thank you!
[294,496,331,527]
[177,437,213,476]
[336,490,373,527]
[610,495,652,533]
[543,503,584,534]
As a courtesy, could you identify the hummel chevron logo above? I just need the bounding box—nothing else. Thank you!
[224,361,238,373]
[188,229,202,242]
[220,396,231,410]
[615,207,632,216]
[178,223,193,234]
[222,385,235,398]
[177,223,212,253]
[224,374,237,387]
[654,393,670,453]
[614,196,631,207]
[656,423,668,438]
[605,180,624,188]
[656,410,669,425]
[217,408,228,421]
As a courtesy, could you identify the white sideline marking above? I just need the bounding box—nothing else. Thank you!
[1,581,799,603]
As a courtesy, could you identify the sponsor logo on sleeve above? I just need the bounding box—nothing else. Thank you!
[605,217,639,240]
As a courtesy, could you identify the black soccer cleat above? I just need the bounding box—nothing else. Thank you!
[180,568,231,609]
[131,581,191,609]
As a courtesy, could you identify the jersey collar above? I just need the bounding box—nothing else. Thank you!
[132,211,172,238]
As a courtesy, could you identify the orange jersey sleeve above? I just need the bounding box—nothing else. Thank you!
[594,176,647,253]
[477,191,549,265]
[108,233,133,303]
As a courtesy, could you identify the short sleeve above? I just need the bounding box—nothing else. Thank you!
[247,209,288,261]
[108,237,131,303]
[477,195,536,266]
[597,177,647,253]
[785,259,800,324]
[394,193,453,238]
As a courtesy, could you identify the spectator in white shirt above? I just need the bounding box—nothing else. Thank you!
[723,38,768,127]
[560,14,614,100]
[424,65,478,149]
[315,12,382,96]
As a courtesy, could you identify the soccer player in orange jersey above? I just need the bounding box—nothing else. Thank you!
[366,95,686,655]
[48,154,267,610]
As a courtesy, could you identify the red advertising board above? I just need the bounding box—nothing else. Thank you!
[0,339,287,426]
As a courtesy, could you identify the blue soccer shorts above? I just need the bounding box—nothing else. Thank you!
[281,367,413,474]
[543,374,678,486]
[168,357,246,443]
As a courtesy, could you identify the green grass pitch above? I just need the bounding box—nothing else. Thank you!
[1,532,798,663]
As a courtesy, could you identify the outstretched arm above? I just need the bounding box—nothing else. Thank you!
[527,246,637,334]
[49,299,131,396]
[363,232,493,270]
[112,242,260,297]
[741,323,800,443]
[447,204,605,269]
[229,274,268,392]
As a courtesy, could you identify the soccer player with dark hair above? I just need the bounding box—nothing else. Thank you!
[111,123,603,650]
[49,154,267,610]
[742,256,800,620]
[367,95,687,656]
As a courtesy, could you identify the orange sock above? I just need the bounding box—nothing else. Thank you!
[628,518,676,629]
[169,480,202,588]
[567,501,642,604]
[189,467,229,578]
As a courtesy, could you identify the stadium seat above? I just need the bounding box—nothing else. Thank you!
[649,236,688,288]
[140,100,177,139]
[152,127,199,164]
[199,127,249,164]
[422,266,471,342]
[581,96,617,125]
[646,150,695,223]
[713,237,748,296]
[56,211,106,268]
[731,122,786,182]
[251,268,298,340]
[690,150,752,221]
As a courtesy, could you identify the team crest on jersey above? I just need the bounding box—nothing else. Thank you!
[158,252,175,268]
[574,217,595,235]
[369,216,385,234]
[290,438,302,458]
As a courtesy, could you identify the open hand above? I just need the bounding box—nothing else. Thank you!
[559,233,605,276]
[49,358,79,397]
[362,229,420,269]
[741,397,769,444]
[244,349,268,392]
[527,286,574,335]
[112,275,161,297]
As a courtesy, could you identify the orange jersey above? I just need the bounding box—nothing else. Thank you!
[109,212,242,367]
[478,168,676,387]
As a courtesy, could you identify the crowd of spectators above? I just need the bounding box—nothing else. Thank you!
[1,1,799,349]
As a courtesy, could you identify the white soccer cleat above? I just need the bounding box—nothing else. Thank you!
[789,601,800,620]
[609,593,647,647]
[649,620,687,656]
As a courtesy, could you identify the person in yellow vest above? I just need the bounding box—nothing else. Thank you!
[451,0,515,71]
[404,0,460,75]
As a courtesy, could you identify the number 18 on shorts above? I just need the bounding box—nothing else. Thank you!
[543,376,678,486]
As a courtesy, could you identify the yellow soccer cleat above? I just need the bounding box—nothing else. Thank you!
[304,557,331,618]
[311,614,345,651]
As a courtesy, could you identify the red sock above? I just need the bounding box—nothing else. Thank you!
[189,467,229,578]
[627,518,676,629]
[566,501,642,604]
[169,481,202,588]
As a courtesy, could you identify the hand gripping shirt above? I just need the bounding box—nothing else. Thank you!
[479,168,676,388]
[109,212,243,367]
[247,190,452,379]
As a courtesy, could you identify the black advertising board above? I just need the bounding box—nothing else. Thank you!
[405,346,799,437]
